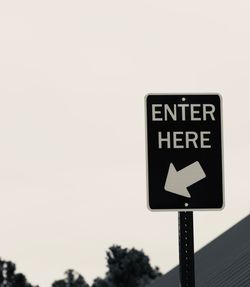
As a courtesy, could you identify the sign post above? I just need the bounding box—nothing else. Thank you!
[178,212,195,287]
[145,94,224,287]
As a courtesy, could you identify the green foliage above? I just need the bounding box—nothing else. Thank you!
[52,270,89,287]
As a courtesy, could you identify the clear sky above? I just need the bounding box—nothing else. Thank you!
[0,1,249,287]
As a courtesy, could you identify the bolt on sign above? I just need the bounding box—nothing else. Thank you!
[145,94,224,211]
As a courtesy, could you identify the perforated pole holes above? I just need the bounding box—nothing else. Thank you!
[179,212,195,287]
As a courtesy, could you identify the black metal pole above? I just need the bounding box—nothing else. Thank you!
[178,211,195,287]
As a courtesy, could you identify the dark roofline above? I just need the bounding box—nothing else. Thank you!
[149,214,250,287]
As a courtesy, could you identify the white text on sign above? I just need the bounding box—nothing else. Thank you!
[152,104,216,149]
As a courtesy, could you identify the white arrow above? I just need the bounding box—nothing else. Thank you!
[164,161,206,198]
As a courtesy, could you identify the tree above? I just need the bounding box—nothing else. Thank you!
[91,278,109,287]
[92,245,162,287]
[52,270,89,287]
[0,258,38,287]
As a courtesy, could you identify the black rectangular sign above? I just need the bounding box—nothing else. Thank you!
[145,94,224,211]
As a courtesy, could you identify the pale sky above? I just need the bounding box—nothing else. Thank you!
[0,1,249,287]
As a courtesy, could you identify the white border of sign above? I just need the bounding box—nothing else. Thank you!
[144,93,225,212]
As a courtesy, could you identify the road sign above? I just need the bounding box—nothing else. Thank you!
[145,94,224,211]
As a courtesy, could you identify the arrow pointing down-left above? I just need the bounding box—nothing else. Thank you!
[164,161,206,198]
